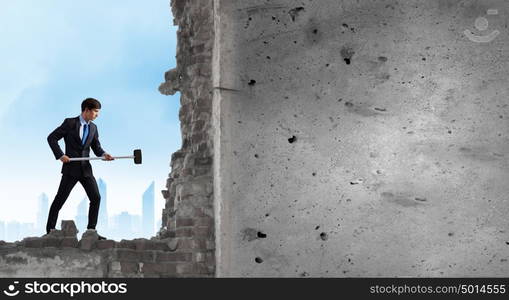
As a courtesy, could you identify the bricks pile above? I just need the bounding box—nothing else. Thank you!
[3,220,212,277]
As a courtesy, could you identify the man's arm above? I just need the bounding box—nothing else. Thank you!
[47,119,69,160]
[91,126,106,157]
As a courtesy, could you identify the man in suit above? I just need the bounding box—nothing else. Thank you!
[46,98,114,240]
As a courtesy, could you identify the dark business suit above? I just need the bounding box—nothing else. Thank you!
[46,116,106,234]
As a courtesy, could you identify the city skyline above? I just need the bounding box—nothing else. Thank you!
[0,179,160,242]
[142,181,155,237]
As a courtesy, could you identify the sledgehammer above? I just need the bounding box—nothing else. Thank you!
[68,149,142,164]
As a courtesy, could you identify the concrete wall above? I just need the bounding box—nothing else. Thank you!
[214,0,509,276]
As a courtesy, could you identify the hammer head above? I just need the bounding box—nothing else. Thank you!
[134,149,142,164]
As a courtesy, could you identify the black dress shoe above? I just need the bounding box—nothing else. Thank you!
[84,229,107,240]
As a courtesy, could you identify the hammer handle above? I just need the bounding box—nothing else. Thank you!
[68,155,134,161]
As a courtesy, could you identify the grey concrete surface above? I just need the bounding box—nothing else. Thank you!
[0,246,106,277]
[214,0,509,276]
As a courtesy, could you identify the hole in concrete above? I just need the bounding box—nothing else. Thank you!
[288,135,297,143]
[257,231,267,238]
[255,257,263,263]
[242,228,260,241]
[254,154,259,158]
[312,172,316,176]
[340,46,355,65]
[248,79,256,86]
[320,232,328,241]
[312,29,318,34]
[266,56,271,59]
[378,56,388,62]
[315,225,320,230]
[289,7,305,22]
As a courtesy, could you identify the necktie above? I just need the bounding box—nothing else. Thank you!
[82,124,89,145]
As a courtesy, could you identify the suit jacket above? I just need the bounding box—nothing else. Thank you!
[47,116,106,178]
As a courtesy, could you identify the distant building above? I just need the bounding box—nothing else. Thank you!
[5,221,20,242]
[0,221,4,241]
[142,181,155,238]
[36,193,49,234]
[20,223,35,238]
[97,178,109,233]
[75,197,88,233]
[117,211,132,234]
[132,215,142,236]
[108,211,142,240]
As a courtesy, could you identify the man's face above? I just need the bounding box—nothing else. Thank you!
[83,108,100,121]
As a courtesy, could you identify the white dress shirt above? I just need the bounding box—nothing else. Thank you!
[79,114,91,140]
[59,115,108,160]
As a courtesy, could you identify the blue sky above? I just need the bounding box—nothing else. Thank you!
[0,0,180,226]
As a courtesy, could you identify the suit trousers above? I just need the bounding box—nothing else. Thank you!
[46,173,101,234]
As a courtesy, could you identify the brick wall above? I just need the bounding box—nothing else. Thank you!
[156,0,215,277]
[0,220,213,277]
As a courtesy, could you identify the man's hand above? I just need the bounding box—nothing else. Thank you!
[102,153,115,161]
[59,155,71,163]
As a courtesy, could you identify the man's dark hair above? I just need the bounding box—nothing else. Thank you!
[81,98,101,112]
